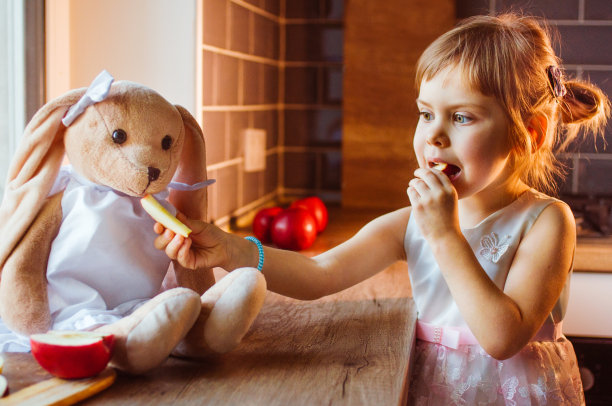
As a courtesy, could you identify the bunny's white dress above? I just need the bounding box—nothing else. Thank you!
[0,166,173,351]
[406,189,585,405]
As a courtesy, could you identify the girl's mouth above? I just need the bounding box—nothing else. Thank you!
[429,161,461,180]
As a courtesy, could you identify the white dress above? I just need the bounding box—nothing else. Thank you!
[0,166,174,351]
[405,189,584,405]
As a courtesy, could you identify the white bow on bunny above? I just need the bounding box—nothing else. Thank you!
[0,71,266,374]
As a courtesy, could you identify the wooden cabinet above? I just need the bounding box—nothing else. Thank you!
[342,0,455,208]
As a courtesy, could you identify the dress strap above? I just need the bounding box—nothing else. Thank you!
[532,321,564,342]
[416,320,564,349]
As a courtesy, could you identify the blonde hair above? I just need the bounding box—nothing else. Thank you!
[416,13,610,193]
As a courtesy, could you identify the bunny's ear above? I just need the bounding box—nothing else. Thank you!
[169,105,209,221]
[0,88,86,270]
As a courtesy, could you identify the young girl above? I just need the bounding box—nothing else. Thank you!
[155,14,609,405]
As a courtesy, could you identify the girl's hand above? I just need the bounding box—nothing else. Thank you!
[153,213,228,270]
[407,167,460,241]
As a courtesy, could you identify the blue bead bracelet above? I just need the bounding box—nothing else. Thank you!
[245,236,264,272]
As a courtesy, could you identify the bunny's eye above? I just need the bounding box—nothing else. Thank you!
[112,129,127,144]
[161,135,172,150]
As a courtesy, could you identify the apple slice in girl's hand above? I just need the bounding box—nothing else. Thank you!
[30,331,115,379]
[433,162,455,177]
[433,162,448,172]
[140,194,192,237]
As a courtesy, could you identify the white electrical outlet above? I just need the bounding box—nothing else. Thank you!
[243,128,266,172]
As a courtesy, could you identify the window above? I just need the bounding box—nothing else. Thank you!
[0,0,44,199]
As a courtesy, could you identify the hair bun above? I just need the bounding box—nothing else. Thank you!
[560,80,610,127]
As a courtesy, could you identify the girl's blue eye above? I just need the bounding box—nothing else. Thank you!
[453,113,471,124]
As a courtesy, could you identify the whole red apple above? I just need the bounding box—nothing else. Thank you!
[271,207,317,250]
[30,331,115,379]
[290,196,328,233]
[252,206,283,243]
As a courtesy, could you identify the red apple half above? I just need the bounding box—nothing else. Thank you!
[252,206,283,243]
[0,374,6,397]
[30,331,115,379]
[290,196,328,234]
[271,207,317,251]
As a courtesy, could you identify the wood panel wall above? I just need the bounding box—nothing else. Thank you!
[342,0,455,208]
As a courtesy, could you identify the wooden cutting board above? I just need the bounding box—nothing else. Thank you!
[0,360,115,406]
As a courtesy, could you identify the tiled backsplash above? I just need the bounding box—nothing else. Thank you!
[201,0,281,224]
[458,0,612,197]
[200,0,343,225]
[202,0,611,225]
[283,0,343,197]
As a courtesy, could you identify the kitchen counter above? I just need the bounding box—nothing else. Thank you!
[3,204,603,403]
[575,236,612,273]
[0,207,416,405]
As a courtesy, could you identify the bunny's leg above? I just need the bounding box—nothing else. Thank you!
[94,287,201,374]
[173,267,266,357]
[0,192,63,335]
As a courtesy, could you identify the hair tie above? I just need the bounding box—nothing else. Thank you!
[546,65,567,99]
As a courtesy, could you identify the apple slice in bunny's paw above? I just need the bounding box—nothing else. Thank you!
[30,331,115,379]
[141,194,192,237]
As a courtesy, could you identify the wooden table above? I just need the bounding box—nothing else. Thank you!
[1,207,417,405]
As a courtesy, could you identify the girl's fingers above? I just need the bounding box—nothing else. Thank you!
[176,238,193,267]
[407,186,421,206]
[408,178,431,196]
[413,168,456,197]
[414,168,444,185]
[176,212,207,235]
[153,222,165,235]
[154,228,175,250]
[165,234,185,260]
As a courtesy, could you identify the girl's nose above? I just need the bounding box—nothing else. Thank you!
[426,127,449,147]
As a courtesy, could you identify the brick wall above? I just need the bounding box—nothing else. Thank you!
[457,0,612,196]
[200,0,282,224]
[199,0,343,225]
[283,0,344,202]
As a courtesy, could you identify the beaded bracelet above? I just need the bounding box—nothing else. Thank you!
[245,236,264,272]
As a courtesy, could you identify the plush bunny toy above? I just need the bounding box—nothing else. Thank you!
[0,71,266,374]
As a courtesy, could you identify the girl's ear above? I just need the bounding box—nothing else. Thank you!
[0,88,86,270]
[170,105,208,221]
[527,114,548,151]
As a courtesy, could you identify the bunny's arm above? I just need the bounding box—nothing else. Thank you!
[0,191,63,335]
[166,105,216,295]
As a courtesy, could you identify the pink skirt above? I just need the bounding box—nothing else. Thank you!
[408,337,585,405]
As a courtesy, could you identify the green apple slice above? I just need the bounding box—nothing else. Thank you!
[141,194,192,237]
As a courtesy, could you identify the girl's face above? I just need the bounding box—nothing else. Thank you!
[414,66,514,199]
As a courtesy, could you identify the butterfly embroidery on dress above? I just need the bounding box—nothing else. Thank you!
[479,233,511,263]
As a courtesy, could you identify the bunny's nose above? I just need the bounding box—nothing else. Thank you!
[148,167,161,181]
